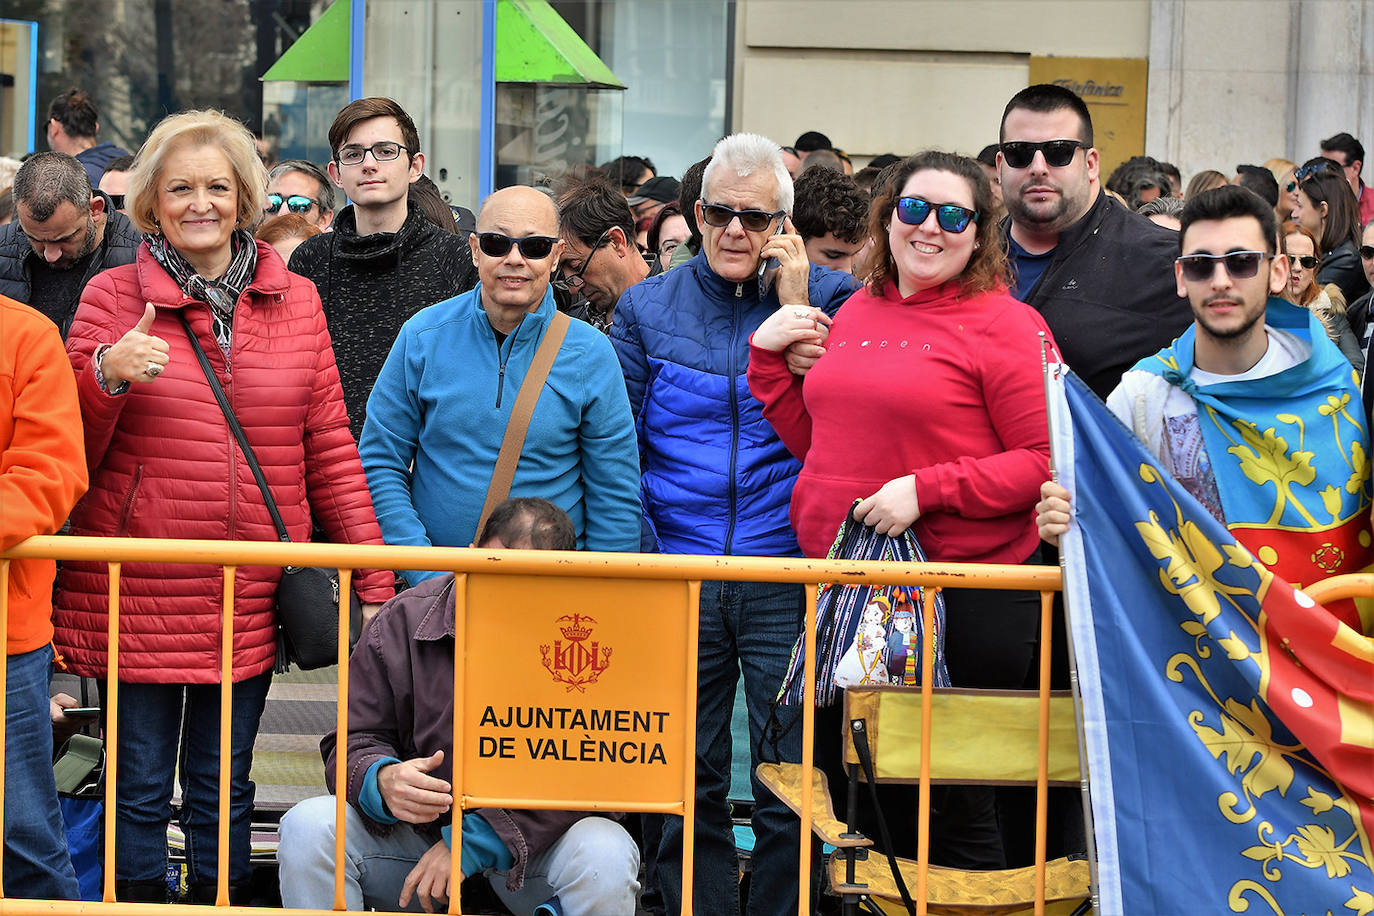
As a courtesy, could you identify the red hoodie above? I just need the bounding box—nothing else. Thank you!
[748,279,1056,563]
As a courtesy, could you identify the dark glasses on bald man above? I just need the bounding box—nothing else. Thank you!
[895,197,979,233]
[476,232,558,260]
[1176,251,1269,282]
[999,139,1089,169]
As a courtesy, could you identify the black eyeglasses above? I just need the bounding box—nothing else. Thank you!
[475,232,558,260]
[1360,245,1374,261]
[1292,255,1319,269]
[699,202,784,233]
[554,227,612,291]
[264,193,319,215]
[895,196,979,233]
[1176,250,1269,282]
[999,139,1089,169]
[1294,161,1340,183]
[336,142,410,166]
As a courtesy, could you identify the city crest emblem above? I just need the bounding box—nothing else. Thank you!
[541,614,612,693]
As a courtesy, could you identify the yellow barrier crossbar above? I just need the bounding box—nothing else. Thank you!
[0,536,1066,915]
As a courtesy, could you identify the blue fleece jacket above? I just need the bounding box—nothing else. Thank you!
[360,285,641,583]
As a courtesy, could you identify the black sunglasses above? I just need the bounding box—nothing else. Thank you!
[895,196,979,233]
[1360,245,1374,261]
[699,202,784,233]
[1176,250,1269,282]
[999,139,1089,169]
[107,194,125,210]
[475,232,558,260]
[1292,255,1319,269]
[554,226,613,292]
[265,193,318,215]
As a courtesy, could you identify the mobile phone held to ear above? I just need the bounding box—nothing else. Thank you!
[758,221,786,295]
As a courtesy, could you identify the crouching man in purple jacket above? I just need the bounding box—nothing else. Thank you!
[278,499,640,913]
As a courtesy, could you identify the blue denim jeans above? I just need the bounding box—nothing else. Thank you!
[4,645,79,899]
[659,581,804,916]
[105,672,271,885]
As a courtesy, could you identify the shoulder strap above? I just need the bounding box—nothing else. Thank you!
[476,310,571,538]
[178,312,291,544]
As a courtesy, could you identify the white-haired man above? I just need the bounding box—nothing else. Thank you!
[610,133,856,916]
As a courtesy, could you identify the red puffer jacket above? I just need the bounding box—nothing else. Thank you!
[56,240,394,683]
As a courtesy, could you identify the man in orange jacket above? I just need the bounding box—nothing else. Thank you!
[0,293,88,898]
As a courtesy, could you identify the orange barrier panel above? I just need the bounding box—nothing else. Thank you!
[0,536,1065,915]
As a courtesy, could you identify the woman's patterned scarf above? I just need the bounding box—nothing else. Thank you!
[146,229,257,359]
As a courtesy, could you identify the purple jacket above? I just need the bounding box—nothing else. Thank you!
[321,573,598,891]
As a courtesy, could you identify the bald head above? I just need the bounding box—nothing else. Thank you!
[469,185,565,327]
[476,185,559,235]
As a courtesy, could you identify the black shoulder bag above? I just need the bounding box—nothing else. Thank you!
[179,313,359,671]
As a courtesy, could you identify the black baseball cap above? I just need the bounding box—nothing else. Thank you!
[627,175,680,206]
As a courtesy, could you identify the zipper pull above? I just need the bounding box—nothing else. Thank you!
[735,282,743,298]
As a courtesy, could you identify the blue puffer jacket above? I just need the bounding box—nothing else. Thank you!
[610,253,856,556]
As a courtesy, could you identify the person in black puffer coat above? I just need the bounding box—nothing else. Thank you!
[0,154,140,338]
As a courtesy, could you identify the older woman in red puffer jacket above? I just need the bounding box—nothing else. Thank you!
[58,109,394,904]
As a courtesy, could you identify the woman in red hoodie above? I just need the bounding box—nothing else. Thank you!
[58,110,394,903]
[748,150,1058,868]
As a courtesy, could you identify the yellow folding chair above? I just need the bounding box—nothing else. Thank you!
[758,686,1091,915]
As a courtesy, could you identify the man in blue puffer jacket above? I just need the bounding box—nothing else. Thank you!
[610,133,856,916]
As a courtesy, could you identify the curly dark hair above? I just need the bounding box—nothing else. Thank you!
[792,168,869,244]
[865,151,1008,297]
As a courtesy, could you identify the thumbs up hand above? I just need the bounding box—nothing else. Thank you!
[100,303,171,388]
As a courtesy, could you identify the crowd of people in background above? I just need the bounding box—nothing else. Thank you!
[3,77,1374,914]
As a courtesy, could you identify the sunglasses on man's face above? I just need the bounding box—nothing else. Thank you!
[699,203,785,233]
[1176,250,1269,282]
[1360,245,1374,261]
[475,232,558,260]
[998,139,1089,169]
[107,194,125,210]
[1292,255,1319,270]
[265,194,318,215]
[895,196,979,233]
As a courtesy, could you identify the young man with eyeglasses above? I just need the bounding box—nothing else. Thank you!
[266,159,335,231]
[359,185,640,584]
[555,178,655,332]
[610,133,856,916]
[1039,184,1371,590]
[288,98,477,441]
[997,83,1191,400]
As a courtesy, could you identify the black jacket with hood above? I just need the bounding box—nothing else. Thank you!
[289,203,478,440]
[1001,190,1194,400]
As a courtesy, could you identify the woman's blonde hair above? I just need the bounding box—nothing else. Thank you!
[125,109,267,235]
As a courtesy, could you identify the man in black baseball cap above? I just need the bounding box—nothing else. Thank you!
[627,174,680,222]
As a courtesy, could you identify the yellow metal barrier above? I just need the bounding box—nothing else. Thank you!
[0,536,1063,915]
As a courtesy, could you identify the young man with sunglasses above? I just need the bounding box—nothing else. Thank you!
[288,98,477,440]
[266,159,335,231]
[555,178,655,332]
[610,133,856,916]
[359,185,640,585]
[997,84,1191,400]
[1040,186,1370,590]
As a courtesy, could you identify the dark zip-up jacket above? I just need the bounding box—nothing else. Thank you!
[289,203,478,440]
[610,252,856,556]
[1002,191,1193,400]
[0,199,141,337]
